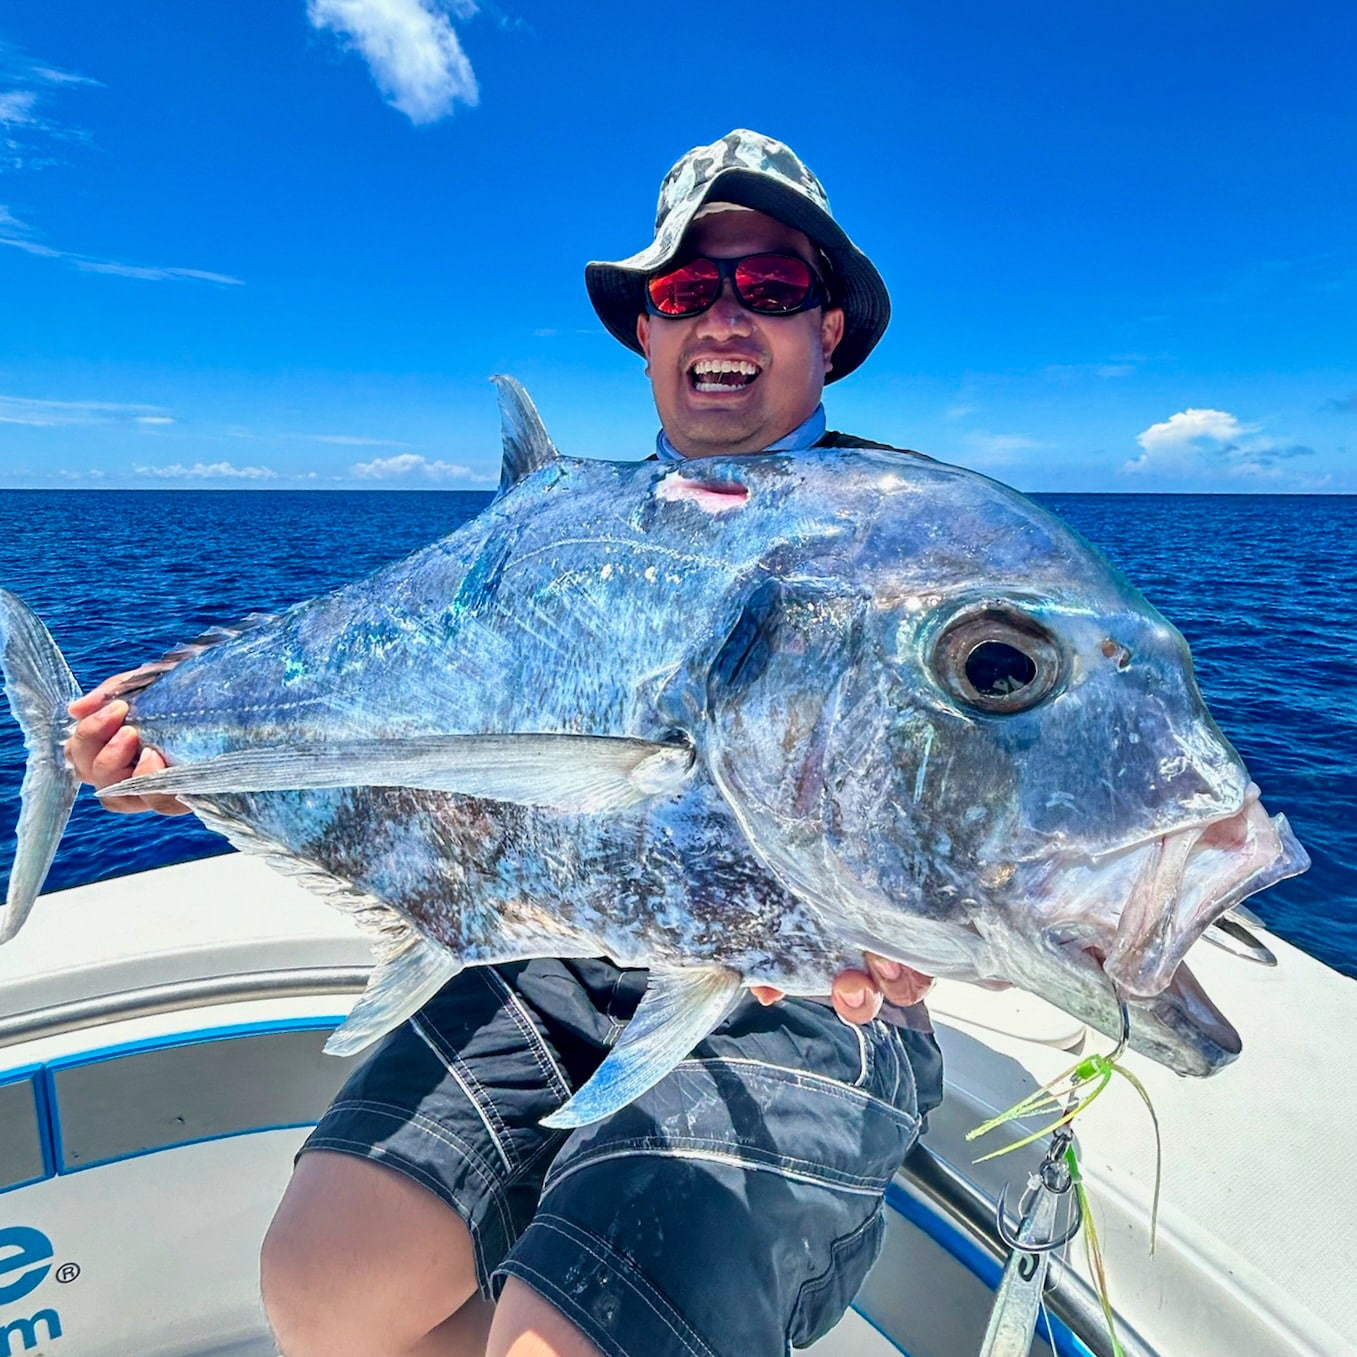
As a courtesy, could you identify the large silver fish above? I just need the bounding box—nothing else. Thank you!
[0,379,1307,1127]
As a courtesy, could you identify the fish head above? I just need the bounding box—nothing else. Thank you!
[701,454,1309,1075]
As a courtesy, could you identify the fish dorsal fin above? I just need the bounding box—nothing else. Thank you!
[540,964,743,1129]
[493,374,560,495]
[103,611,280,700]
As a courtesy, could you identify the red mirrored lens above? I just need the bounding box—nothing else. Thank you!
[732,255,814,312]
[647,259,722,316]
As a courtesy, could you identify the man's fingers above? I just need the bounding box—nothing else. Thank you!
[749,985,784,1007]
[864,954,935,1008]
[129,747,191,817]
[830,969,884,1025]
[64,700,130,782]
[88,739,188,816]
[87,722,139,786]
[89,727,150,813]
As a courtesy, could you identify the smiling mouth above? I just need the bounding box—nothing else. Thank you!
[689,358,762,392]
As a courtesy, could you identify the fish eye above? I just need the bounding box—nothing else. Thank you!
[932,609,1062,714]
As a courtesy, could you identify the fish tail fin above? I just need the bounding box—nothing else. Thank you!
[0,588,82,942]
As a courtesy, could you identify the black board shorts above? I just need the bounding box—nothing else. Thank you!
[301,959,943,1357]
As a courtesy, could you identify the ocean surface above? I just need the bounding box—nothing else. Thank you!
[0,488,1353,982]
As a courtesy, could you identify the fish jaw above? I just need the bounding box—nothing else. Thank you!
[1042,935,1244,1076]
[984,789,1310,1074]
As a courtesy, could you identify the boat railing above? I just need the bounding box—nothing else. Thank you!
[0,965,372,1049]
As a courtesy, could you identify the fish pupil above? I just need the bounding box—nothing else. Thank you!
[965,641,1036,697]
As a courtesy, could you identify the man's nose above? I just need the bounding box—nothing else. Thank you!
[695,280,753,337]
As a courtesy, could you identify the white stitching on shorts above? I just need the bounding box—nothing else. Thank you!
[525,1212,720,1357]
[410,1015,515,1176]
[841,1013,870,1087]
[482,968,572,1101]
[310,1099,515,1249]
[681,1055,915,1119]
[542,1146,890,1200]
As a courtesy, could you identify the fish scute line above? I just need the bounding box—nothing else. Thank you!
[136,695,328,721]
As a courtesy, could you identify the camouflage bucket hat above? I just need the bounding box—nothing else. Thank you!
[585,129,890,382]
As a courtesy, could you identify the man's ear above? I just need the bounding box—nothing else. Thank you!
[636,313,652,372]
[821,306,846,374]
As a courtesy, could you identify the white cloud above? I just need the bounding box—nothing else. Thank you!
[0,44,97,171]
[303,433,412,446]
[0,394,173,426]
[1134,408,1257,456]
[960,430,1044,465]
[75,258,243,284]
[0,225,243,285]
[0,90,39,126]
[309,0,480,124]
[57,468,106,480]
[134,461,279,481]
[1124,407,1317,481]
[350,451,490,481]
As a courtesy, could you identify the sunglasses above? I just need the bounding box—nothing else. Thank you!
[645,253,828,319]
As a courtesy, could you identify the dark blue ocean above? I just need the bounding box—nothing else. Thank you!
[0,489,1353,981]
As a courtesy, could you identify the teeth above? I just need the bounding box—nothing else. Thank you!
[691,359,759,377]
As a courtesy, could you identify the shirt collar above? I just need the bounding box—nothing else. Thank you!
[655,404,827,462]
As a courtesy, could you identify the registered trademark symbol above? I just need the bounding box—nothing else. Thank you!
[56,1261,81,1283]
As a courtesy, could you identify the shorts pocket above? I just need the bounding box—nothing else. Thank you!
[786,1205,886,1350]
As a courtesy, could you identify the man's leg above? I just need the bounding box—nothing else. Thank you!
[263,1153,603,1357]
[261,1151,492,1357]
[489,1280,604,1357]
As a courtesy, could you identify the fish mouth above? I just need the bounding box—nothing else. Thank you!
[1031,785,1307,1072]
[688,355,763,393]
[1098,784,1308,999]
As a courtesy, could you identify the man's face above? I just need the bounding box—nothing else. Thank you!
[635,209,845,459]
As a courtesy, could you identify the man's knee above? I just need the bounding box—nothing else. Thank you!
[262,1150,480,1355]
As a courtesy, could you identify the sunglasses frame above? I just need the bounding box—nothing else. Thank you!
[644,252,829,320]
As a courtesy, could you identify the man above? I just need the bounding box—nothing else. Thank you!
[65,130,942,1357]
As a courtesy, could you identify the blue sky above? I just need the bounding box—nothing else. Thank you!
[1,1,1353,492]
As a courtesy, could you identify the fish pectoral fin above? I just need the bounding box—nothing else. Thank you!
[97,732,696,813]
[540,964,744,1130]
[324,936,463,1057]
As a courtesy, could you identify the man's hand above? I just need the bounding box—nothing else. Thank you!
[65,677,189,816]
[750,955,934,1025]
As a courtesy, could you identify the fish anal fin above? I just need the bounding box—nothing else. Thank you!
[324,936,463,1058]
[541,965,743,1129]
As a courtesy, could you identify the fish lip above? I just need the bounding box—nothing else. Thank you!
[1081,780,1255,869]
[1100,789,1309,1000]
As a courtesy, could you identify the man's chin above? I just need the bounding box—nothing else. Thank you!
[669,399,770,458]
